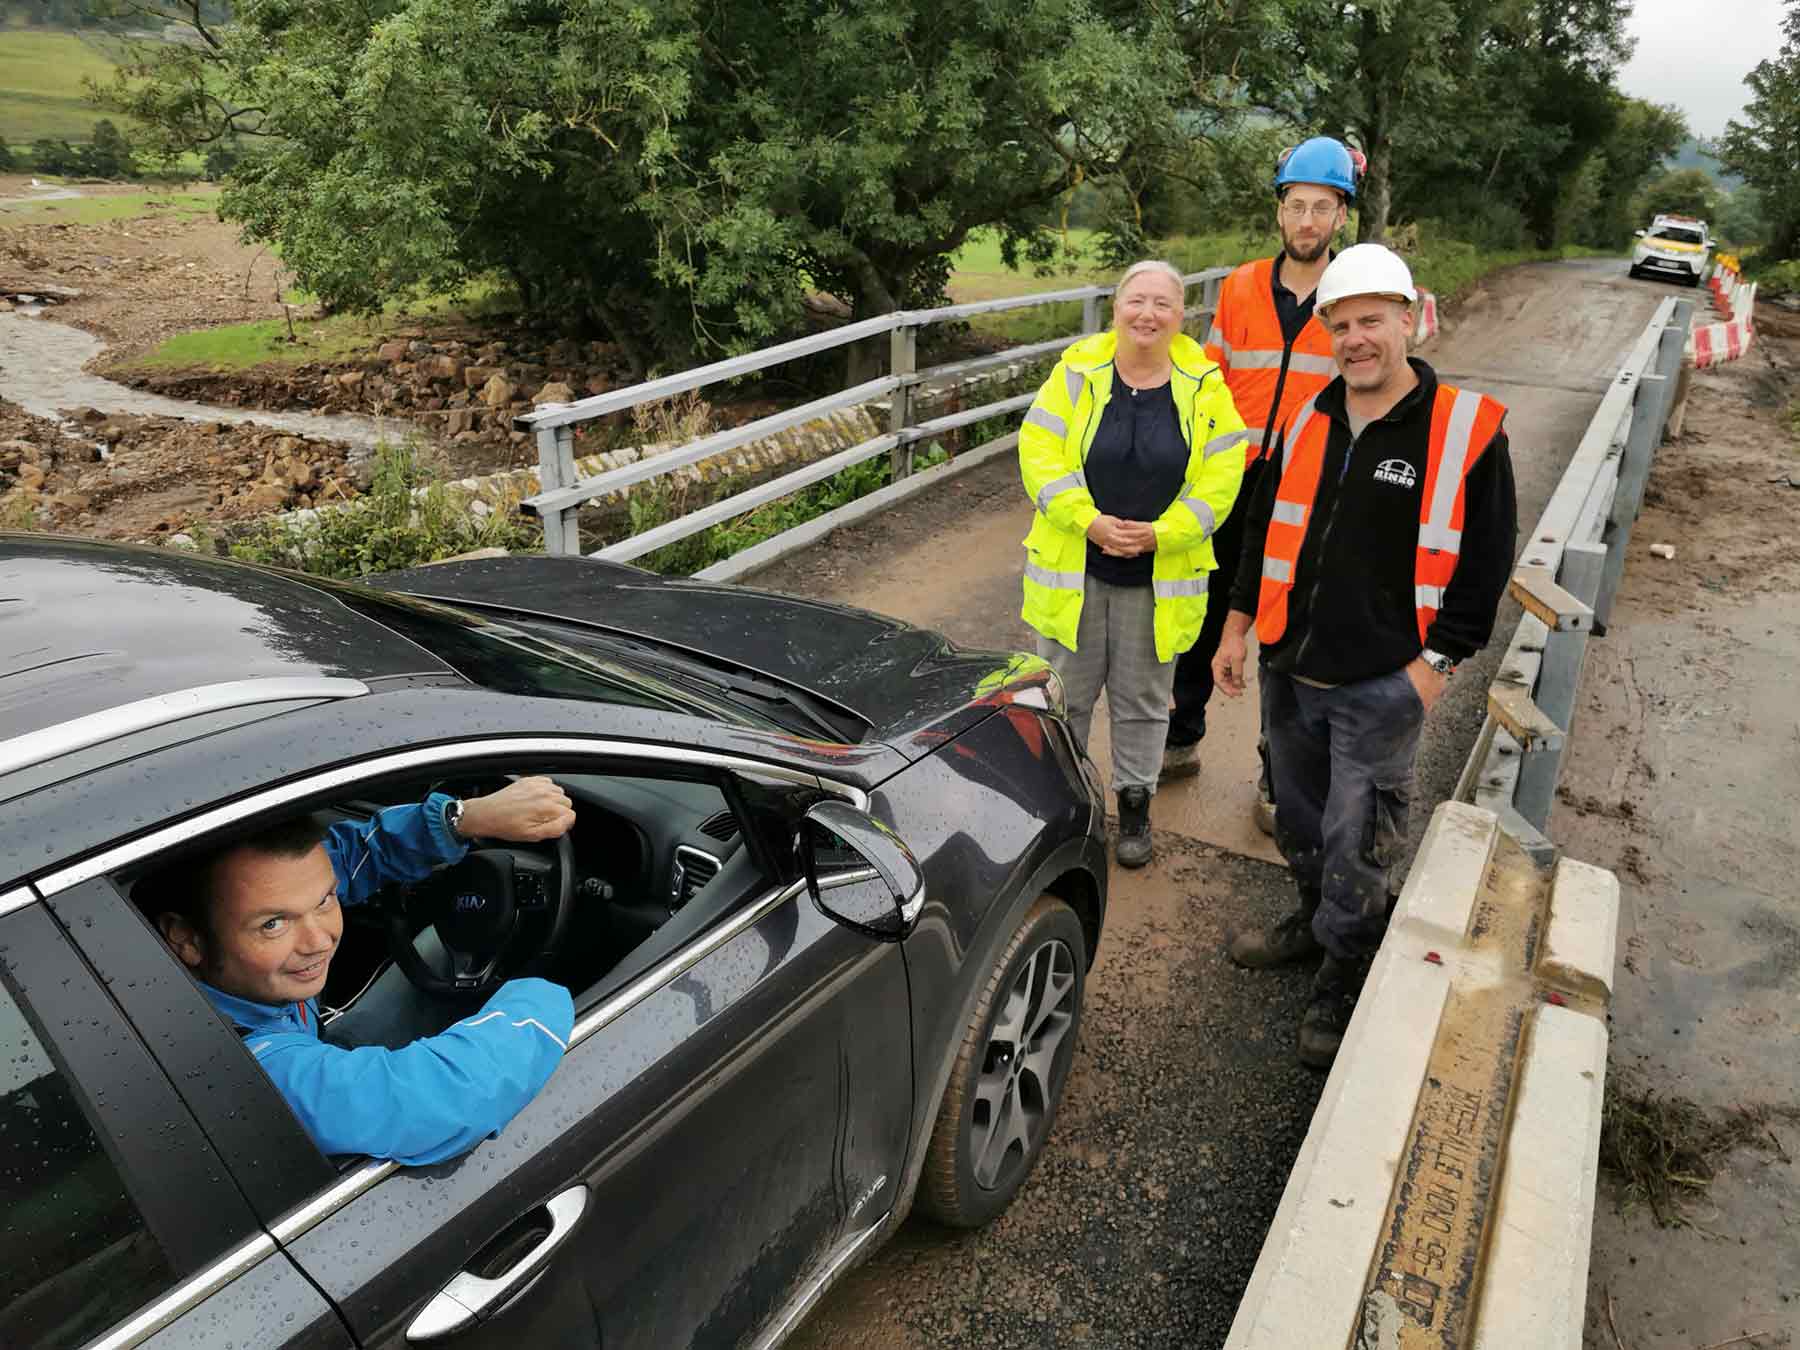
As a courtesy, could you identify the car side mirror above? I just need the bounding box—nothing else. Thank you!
[1634,229,1646,237]
[797,800,925,943]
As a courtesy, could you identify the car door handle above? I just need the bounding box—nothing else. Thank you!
[406,1185,589,1342]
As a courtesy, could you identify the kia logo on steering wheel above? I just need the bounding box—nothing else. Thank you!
[454,893,487,913]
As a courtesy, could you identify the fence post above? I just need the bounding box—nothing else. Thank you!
[1080,292,1104,335]
[1593,371,1667,632]
[889,321,917,480]
[535,425,578,555]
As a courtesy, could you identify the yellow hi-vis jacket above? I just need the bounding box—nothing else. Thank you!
[1019,330,1248,662]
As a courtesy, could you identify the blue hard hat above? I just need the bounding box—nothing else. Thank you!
[1274,137,1364,202]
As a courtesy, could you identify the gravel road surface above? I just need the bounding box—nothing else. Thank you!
[745,258,1673,1348]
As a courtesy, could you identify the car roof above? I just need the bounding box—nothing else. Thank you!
[1,535,455,753]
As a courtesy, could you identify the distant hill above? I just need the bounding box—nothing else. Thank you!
[1665,137,1744,191]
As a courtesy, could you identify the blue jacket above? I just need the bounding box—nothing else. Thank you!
[200,795,575,1165]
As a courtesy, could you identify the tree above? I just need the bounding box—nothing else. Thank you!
[1634,168,1721,224]
[1579,97,1686,247]
[1718,0,1800,259]
[105,0,1183,381]
[78,119,136,179]
[1716,185,1767,247]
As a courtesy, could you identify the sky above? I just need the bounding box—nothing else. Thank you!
[1616,0,1788,139]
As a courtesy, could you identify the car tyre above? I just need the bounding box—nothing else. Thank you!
[1627,265,1641,280]
[918,893,1086,1228]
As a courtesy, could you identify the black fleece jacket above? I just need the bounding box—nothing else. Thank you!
[1228,359,1518,685]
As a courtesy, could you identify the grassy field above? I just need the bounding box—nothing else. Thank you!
[124,280,521,372]
[0,187,214,225]
[0,29,134,142]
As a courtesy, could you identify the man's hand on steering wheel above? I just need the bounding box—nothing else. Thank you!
[456,776,576,844]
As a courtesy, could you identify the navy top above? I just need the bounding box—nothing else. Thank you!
[1270,254,1321,347]
[1084,379,1187,586]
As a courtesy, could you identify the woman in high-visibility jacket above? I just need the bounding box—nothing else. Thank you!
[1018,259,1247,867]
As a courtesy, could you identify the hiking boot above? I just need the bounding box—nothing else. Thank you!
[1115,787,1153,869]
[1297,953,1374,1070]
[1226,908,1322,970]
[1159,741,1201,782]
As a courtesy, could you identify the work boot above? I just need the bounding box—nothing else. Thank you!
[1297,953,1375,1071]
[1159,741,1201,782]
[1226,890,1323,970]
[1115,787,1153,869]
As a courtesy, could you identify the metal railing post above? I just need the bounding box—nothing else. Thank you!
[1081,293,1104,335]
[1657,300,1694,436]
[889,321,917,480]
[1594,372,1667,631]
[535,425,578,555]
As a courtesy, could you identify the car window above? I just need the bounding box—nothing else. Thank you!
[0,972,176,1350]
[1653,227,1704,245]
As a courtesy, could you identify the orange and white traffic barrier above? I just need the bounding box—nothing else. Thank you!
[1688,262,1756,369]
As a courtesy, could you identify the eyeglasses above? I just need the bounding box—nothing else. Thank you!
[1280,200,1341,223]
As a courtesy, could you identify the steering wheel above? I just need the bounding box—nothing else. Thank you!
[383,832,577,998]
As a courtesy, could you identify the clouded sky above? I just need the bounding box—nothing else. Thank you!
[1616,0,1787,138]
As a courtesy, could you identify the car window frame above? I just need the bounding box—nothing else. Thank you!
[30,736,869,1253]
[0,889,277,1350]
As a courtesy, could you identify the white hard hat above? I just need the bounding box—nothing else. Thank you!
[1316,243,1417,312]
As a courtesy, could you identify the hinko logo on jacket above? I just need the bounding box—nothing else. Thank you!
[1373,458,1417,489]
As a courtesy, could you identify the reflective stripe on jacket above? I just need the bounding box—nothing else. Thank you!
[1203,257,1336,464]
[1018,330,1248,663]
[1256,383,1507,647]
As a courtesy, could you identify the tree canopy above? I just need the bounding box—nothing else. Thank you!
[97,0,1692,372]
[1718,0,1800,259]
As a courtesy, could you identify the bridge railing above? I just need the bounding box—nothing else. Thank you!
[514,269,1232,560]
[1453,294,1694,858]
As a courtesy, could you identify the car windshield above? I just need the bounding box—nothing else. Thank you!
[1653,227,1704,245]
[334,589,790,732]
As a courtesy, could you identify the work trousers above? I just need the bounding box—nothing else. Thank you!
[1036,577,1177,793]
[1169,456,1266,747]
[1260,664,1423,959]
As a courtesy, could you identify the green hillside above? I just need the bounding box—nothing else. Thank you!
[1667,137,1743,190]
[0,29,131,142]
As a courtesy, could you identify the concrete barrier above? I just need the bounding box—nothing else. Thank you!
[1226,802,1618,1350]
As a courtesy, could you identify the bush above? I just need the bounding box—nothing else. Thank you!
[1754,258,1800,297]
[78,120,136,179]
[202,139,242,182]
[28,138,79,176]
[227,441,541,578]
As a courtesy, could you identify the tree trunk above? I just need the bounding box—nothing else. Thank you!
[842,251,902,389]
[1357,121,1392,244]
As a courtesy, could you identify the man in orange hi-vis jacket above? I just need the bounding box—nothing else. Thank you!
[1211,245,1516,1070]
[1162,137,1361,837]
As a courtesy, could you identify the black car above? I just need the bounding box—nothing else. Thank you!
[0,535,1108,1350]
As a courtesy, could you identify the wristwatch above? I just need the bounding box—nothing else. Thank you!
[445,797,466,838]
[1419,648,1458,676]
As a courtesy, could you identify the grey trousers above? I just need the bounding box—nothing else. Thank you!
[1261,665,1424,959]
[1036,577,1177,793]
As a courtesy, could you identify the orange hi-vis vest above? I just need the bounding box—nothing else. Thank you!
[1205,257,1338,465]
[1256,383,1507,647]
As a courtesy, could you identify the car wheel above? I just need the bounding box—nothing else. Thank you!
[918,893,1086,1228]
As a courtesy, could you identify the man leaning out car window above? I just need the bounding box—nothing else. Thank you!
[138,778,577,1165]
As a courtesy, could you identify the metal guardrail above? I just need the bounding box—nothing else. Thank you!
[514,270,1232,558]
[1453,295,1694,860]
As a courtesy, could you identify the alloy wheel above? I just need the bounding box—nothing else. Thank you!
[969,937,1077,1190]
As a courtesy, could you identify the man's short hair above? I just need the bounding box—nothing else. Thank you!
[137,814,329,942]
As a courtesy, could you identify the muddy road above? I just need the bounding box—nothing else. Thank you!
[747,258,1673,1349]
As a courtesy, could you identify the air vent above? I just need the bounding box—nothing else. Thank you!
[671,846,721,908]
[697,810,740,842]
